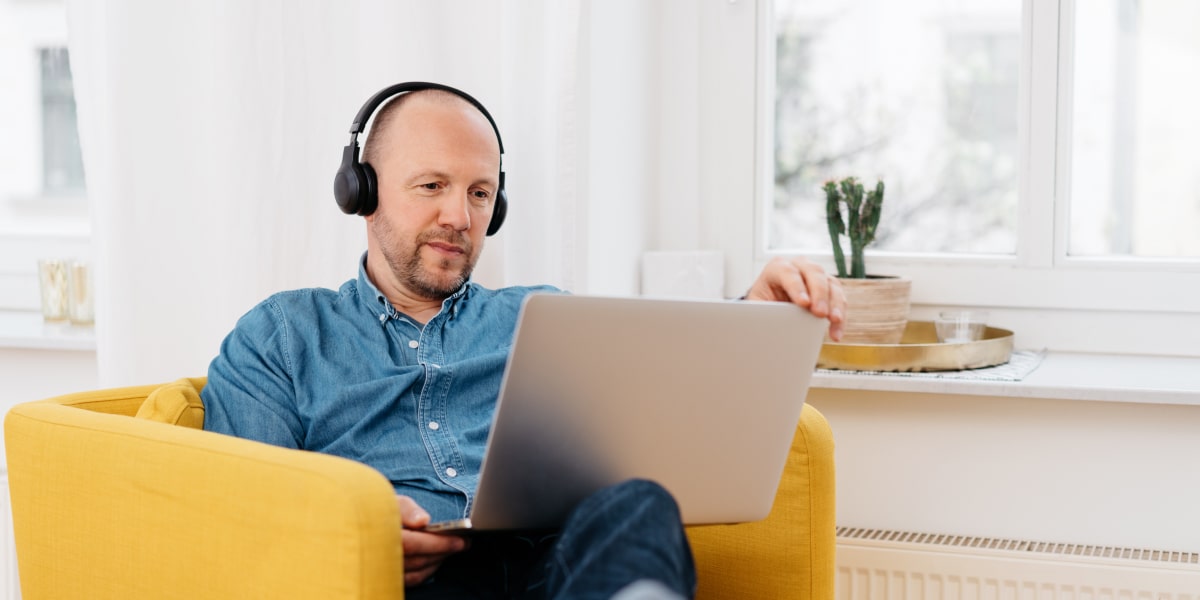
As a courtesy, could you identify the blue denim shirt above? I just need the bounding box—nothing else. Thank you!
[202,254,560,522]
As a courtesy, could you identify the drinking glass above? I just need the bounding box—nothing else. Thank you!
[935,310,988,344]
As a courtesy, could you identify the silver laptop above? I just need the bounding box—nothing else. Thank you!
[426,293,827,532]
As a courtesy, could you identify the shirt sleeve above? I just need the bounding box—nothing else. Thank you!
[201,299,304,449]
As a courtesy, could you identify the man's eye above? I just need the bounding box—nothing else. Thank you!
[472,190,491,200]
[422,183,440,191]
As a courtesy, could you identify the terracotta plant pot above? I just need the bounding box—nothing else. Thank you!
[835,276,912,344]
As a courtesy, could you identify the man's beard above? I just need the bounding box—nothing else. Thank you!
[376,220,478,300]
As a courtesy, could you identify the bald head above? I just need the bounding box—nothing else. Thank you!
[361,89,498,170]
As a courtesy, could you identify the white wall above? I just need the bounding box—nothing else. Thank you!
[809,388,1200,553]
[578,1,657,295]
[571,0,762,297]
[0,348,97,466]
[0,349,97,407]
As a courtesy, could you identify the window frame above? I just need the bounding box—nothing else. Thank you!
[753,0,1200,318]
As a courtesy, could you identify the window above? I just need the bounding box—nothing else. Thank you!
[729,0,1200,354]
[39,47,86,196]
[772,0,1021,255]
[1067,1,1200,258]
[770,0,1200,262]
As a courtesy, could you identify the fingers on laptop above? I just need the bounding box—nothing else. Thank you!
[747,257,809,306]
[751,257,828,310]
[396,494,431,528]
[797,261,846,341]
[746,257,845,342]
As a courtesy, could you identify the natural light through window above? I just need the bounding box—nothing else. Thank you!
[0,0,83,210]
[771,0,1021,255]
[39,47,85,196]
[1068,1,1200,258]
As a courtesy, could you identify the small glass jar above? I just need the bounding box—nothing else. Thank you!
[67,261,94,325]
[38,259,69,322]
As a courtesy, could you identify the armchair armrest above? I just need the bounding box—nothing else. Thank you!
[6,396,405,599]
[687,403,836,600]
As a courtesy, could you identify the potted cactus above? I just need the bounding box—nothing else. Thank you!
[823,177,911,344]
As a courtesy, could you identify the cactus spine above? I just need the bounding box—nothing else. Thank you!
[823,177,885,279]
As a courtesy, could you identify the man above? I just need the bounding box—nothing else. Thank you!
[202,83,845,599]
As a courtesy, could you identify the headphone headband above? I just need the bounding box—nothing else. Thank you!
[348,81,505,155]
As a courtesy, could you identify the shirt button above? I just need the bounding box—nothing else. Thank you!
[408,340,419,349]
[428,421,440,430]
[445,467,458,478]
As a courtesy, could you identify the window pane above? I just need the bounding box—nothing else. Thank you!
[772,0,1020,255]
[40,47,86,194]
[0,0,85,204]
[1068,0,1200,258]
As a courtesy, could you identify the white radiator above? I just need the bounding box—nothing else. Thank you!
[836,527,1200,599]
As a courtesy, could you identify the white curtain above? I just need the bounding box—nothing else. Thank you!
[66,0,584,386]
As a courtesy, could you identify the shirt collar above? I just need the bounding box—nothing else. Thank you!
[356,252,471,324]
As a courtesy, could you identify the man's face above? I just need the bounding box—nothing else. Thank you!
[365,96,501,300]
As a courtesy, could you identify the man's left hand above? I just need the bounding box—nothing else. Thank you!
[744,257,846,342]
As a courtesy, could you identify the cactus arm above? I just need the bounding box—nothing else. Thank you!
[852,180,886,277]
[862,181,885,246]
[823,180,848,278]
[841,178,864,278]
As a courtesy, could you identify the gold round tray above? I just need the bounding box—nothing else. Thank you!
[818,321,1014,372]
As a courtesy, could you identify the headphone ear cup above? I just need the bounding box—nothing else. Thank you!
[487,185,507,236]
[334,143,377,216]
[357,162,378,216]
[334,160,363,215]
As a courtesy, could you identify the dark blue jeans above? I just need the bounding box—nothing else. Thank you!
[406,479,697,599]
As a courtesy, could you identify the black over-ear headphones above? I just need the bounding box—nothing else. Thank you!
[333,81,508,236]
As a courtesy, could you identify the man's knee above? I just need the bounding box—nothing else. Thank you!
[550,479,697,597]
[597,479,680,519]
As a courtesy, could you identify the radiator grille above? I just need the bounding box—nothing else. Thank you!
[837,526,1200,566]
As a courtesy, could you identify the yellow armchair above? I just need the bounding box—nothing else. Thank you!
[5,380,834,599]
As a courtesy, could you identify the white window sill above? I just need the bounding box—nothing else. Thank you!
[813,351,1200,407]
[0,310,95,351]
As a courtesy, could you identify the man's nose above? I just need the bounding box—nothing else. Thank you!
[437,192,471,231]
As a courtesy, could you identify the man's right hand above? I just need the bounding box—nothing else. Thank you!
[396,495,470,587]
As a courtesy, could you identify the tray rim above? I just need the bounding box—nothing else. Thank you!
[818,321,1014,372]
[822,322,1014,349]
